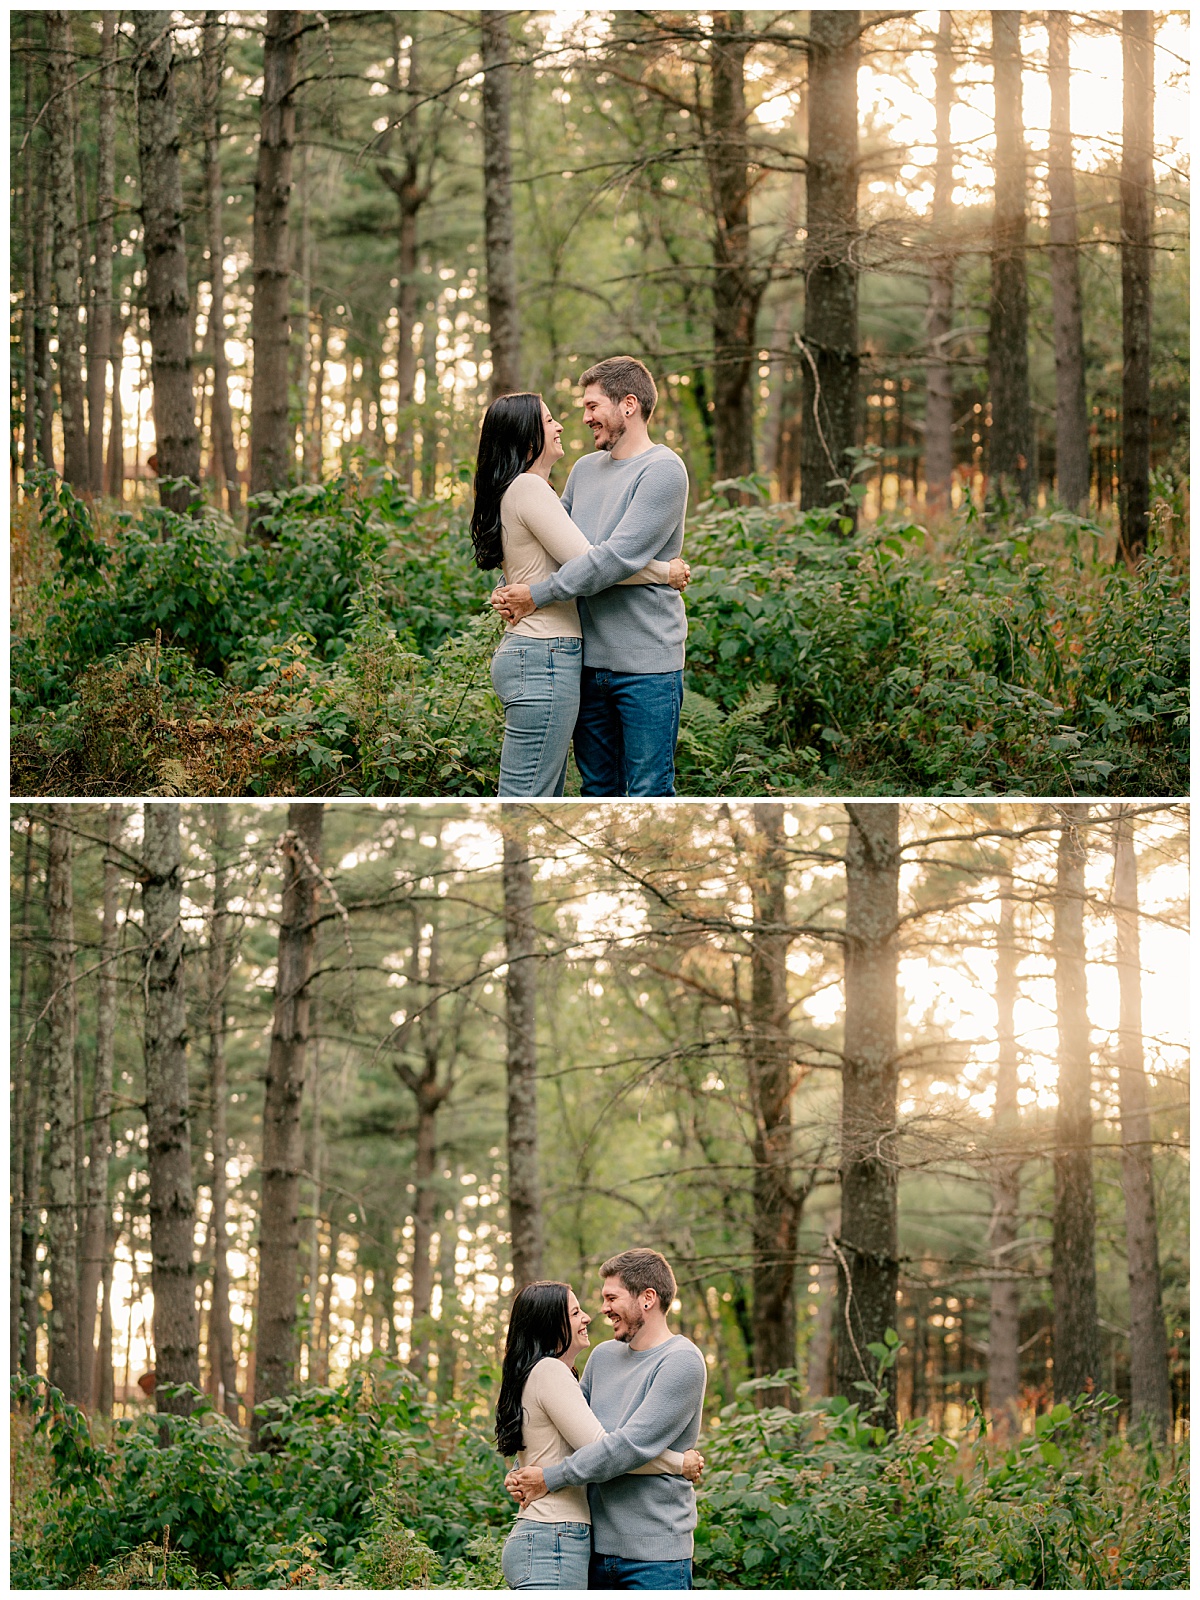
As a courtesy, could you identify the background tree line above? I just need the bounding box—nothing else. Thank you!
[10,10,1189,559]
[11,800,1188,1449]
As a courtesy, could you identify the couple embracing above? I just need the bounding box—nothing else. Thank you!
[471,357,692,799]
[496,1248,706,1590]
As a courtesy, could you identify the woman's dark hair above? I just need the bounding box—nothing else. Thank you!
[495,1280,573,1456]
[470,391,547,570]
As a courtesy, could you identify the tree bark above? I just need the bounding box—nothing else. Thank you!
[34,171,58,471]
[248,11,299,528]
[837,803,900,1428]
[924,12,955,515]
[202,15,241,516]
[1112,810,1171,1440]
[378,19,429,479]
[1045,14,1089,513]
[252,802,323,1448]
[141,803,201,1419]
[106,302,126,499]
[95,1212,118,1415]
[409,1090,440,1380]
[987,11,1034,505]
[987,867,1021,1432]
[1051,804,1100,1402]
[87,12,118,494]
[1119,12,1154,563]
[709,11,761,492]
[79,804,120,1408]
[206,810,241,1422]
[21,844,49,1378]
[480,11,522,396]
[45,12,89,487]
[11,820,36,1380]
[800,10,859,516]
[45,817,82,1402]
[133,12,200,514]
[503,813,543,1291]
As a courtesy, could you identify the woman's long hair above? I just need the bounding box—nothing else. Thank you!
[495,1280,573,1457]
[470,392,546,570]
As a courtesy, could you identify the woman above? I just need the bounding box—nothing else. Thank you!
[471,393,689,797]
[496,1280,702,1591]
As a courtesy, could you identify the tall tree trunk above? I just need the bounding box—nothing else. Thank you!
[202,15,241,517]
[378,19,427,481]
[709,12,761,492]
[987,11,1033,505]
[22,17,40,480]
[409,1089,440,1380]
[141,803,201,1419]
[106,302,126,499]
[248,10,299,530]
[837,803,900,1429]
[45,818,82,1401]
[480,11,522,396]
[1051,803,1100,1402]
[435,1192,461,1403]
[747,805,798,1404]
[206,810,241,1422]
[96,1212,118,1415]
[87,12,118,494]
[79,805,120,1407]
[800,10,859,516]
[1119,12,1154,564]
[1112,810,1171,1440]
[252,803,323,1448]
[21,845,49,1378]
[419,302,439,494]
[35,176,58,471]
[503,813,543,1291]
[133,13,200,514]
[987,867,1021,1431]
[924,11,956,516]
[1046,14,1088,512]
[11,821,36,1378]
[45,12,89,487]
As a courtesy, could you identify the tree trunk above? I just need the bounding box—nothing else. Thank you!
[503,813,543,1290]
[1046,13,1089,513]
[21,846,49,1377]
[106,302,126,499]
[133,12,200,514]
[924,11,955,516]
[837,803,900,1428]
[746,805,798,1403]
[45,11,89,487]
[435,1194,460,1403]
[1051,803,1100,1402]
[480,11,522,396]
[45,817,82,1401]
[987,867,1021,1432]
[248,11,299,529]
[409,1091,439,1380]
[141,803,201,1419]
[419,302,439,494]
[11,820,35,1379]
[1119,12,1154,563]
[1112,810,1171,1440]
[21,18,39,480]
[987,11,1033,505]
[378,19,427,480]
[709,11,761,492]
[202,15,241,517]
[96,1213,118,1415]
[79,804,120,1407]
[35,175,58,471]
[252,802,323,1448]
[206,810,241,1422]
[87,12,118,494]
[800,10,859,516]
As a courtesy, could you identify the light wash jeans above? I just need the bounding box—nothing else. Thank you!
[501,1518,592,1590]
[491,635,582,797]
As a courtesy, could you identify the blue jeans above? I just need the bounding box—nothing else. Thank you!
[573,667,684,797]
[492,636,582,797]
[501,1519,592,1590]
[588,1552,693,1589]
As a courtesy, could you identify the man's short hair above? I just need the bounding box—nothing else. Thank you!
[600,1247,677,1311]
[579,356,658,421]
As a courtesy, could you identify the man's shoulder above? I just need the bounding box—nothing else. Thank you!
[637,445,688,481]
[661,1334,707,1372]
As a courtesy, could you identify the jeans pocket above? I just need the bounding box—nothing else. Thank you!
[491,646,526,706]
[501,1528,534,1589]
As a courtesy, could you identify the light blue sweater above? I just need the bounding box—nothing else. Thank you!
[539,1334,708,1560]
[526,445,689,674]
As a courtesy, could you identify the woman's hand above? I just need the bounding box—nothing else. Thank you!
[668,558,691,591]
[682,1448,705,1483]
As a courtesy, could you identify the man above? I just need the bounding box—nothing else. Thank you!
[492,356,689,798]
[505,1247,707,1591]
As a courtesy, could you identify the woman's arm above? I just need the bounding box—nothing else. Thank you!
[532,1360,691,1476]
[509,474,674,587]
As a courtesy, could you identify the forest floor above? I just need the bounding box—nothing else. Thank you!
[10,470,1189,798]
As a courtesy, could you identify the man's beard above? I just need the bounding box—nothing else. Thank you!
[594,417,626,453]
[613,1304,645,1343]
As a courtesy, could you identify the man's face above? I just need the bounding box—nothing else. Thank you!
[582,384,633,452]
[601,1275,651,1343]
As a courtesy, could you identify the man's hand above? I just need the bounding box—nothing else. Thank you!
[492,583,536,623]
[667,558,691,591]
[504,1465,549,1507]
[682,1449,704,1484]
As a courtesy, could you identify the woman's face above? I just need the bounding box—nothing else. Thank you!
[565,1289,592,1358]
[532,402,564,470]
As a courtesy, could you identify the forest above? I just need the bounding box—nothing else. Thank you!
[9,10,1191,799]
[10,799,1190,1588]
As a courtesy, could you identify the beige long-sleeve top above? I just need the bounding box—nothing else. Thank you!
[514,1356,685,1525]
[499,471,672,640]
